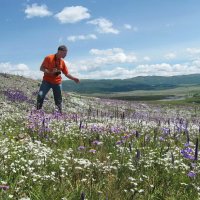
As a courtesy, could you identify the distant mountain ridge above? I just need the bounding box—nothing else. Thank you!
[62,74,200,94]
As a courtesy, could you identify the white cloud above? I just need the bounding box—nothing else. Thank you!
[143,56,151,61]
[124,24,132,29]
[164,52,176,60]
[15,64,29,71]
[82,67,131,79]
[70,48,137,73]
[67,34,97,42]
[87,18,119,34]
[75,48,137,71]
[185,48,200,61]
[0,62,42,79]
[90,48,137,63]
[123,24,138,32]
[136,63,172,74]
[90,48,123,56]
[192,59,200,66]
[25,3,52,18]
[134,62,200,77]
[55,6,90,24]
[132,26,139,32]
[186,48,200,55]
[78,60,200,79]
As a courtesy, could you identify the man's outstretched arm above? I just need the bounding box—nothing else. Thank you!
[65,74,80,83]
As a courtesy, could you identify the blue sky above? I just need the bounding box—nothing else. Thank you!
[1,0,200,80]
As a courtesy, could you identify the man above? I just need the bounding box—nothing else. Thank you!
[36,45,80,112]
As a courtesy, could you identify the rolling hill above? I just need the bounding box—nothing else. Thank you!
[62,74,200,94]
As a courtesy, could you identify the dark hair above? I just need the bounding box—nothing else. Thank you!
[58,45,67,51]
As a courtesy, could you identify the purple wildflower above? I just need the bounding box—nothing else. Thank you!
[122,134,131,140]
[89,149,96,153]
[110,126,122,134]
[78,146,85,151]
[4,89,28,103]
[116,140,124,145]
[187,171,196,178]
[0,185,9,191]
[181,147,195,160]
[184,142,190,147]
[90,124,104,133]
[162,127,170,136]
[159,136,165,141]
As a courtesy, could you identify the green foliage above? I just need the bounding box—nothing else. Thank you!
[1,74,200,199]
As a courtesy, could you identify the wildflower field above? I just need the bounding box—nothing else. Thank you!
[0,74,200,200]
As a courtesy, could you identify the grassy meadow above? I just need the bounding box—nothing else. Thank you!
[0,74,200,199]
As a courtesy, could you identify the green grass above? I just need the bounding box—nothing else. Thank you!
[1,75,200,199]
[1,94,200,200]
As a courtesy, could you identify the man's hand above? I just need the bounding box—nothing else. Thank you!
[44,68,50,73]
[73,77,80,83]
[52,68,61,76]
[66,74,80,83]
[44,69,55,76]
[43,68,61,76]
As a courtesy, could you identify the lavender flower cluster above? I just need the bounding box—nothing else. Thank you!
[4,89,28,102]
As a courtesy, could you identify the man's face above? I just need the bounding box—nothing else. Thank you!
[60,50,67,58]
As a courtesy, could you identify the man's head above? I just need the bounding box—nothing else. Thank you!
[57,45,68,58]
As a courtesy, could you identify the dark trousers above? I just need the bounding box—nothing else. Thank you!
[36,80,62,112]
